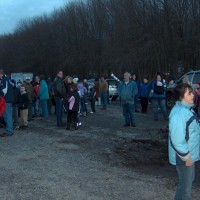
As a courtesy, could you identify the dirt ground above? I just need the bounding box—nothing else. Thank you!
[0,102,200,200]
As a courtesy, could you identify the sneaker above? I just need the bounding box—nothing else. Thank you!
[90,111,94,114]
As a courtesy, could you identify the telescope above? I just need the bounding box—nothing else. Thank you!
[111,73,120,82]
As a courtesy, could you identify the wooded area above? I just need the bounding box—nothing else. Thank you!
[0,0,200,80]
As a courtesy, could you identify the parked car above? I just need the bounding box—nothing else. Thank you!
[166,70,200,109]
[106,79,119,101]
[87,78,119,101]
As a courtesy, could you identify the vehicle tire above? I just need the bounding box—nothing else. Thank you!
[109,95,118,101]
[166,92,175,109]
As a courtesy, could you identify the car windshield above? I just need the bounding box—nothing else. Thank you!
[107,80,117,85]
[192,72,200,84]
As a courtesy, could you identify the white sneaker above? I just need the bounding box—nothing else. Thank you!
[90,111,94,114]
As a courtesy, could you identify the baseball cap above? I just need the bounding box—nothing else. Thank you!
[25,76,31,80]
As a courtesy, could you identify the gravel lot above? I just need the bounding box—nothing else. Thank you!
[0,102,200,200]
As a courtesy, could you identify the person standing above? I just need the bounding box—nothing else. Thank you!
[33,76,40,117]
[150,74,168,121]
[94,78,100,106]
[38,75,49,118]
[11,79,20,128]
[53,71,66,127]
[139,77,151,113]
[46,76,54,115]
[0,69,14,137]
[66,84,80,130]
[132,74,140,112]
[19,85,29,129]
[77,80,87,116]
[89,83,96,113]
[24,76,34,121]
[99,76,108,110]
[168,83,200,199]
[118,72,138,127]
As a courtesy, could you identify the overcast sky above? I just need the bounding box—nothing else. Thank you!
[0,0,70,35]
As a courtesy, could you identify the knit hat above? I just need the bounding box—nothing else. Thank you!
[73,77,79,84]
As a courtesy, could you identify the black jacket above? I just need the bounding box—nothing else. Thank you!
[70,91,80,112]
[53,76,66,98]
[19,93,29,110]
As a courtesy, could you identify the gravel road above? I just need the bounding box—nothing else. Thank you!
[0,103,199,200]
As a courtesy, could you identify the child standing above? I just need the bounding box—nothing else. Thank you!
[19,85,29,129]
[139,77,151,113]
[66,84,80,130]
[89,83,96,113]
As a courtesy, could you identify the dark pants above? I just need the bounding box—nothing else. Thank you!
[140,97,149,113]
[28,103,33,121]
[12,104,19,126]
[55,97,64,125]
[67,110,78,126]
[90,99,96,112]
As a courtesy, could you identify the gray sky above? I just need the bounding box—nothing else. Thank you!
[0,0,70,35]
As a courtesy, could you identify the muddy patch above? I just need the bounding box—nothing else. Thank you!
[113,134,200,187]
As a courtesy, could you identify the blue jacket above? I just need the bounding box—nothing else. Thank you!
[77,83,87,97]
[139,83,151,98]
[168,101,200,165]
[38,80,49,100]
[118,81,138,105]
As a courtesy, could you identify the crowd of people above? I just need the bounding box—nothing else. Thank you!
[1,69,200,135]
[0,69,112,135]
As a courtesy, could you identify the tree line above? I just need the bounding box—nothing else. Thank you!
[1,0,200,80]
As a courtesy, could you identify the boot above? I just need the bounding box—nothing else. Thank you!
[74,123,78,130]
[66,123,71,130]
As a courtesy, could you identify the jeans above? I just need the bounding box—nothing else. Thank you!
[122,103,135,126]
[101,92,108,109]
[151,98,168,120]
[3,103,13,135]
[40,99,48,118]
[80,97,87,113]
[175,164,195,200]
[12,104,19,126]
[33,98,39,115]
[55,97,64,125]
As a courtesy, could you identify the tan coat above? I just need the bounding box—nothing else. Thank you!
[23,81,34,103]
[99,80,108,93]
